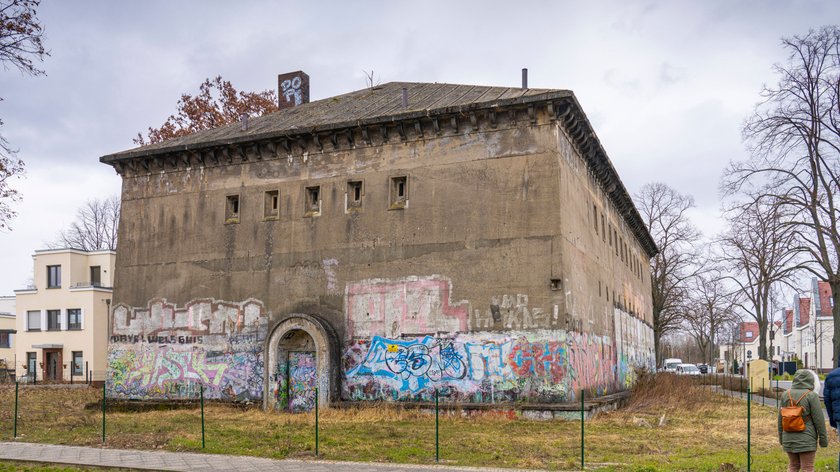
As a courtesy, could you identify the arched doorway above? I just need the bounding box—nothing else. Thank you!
[265,314,334,412]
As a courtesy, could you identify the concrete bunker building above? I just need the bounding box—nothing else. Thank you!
[101,76,657,412]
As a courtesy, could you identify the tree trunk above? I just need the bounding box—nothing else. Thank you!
[831,279,840,369]
[654,326,662,368]
[758,318,768,361]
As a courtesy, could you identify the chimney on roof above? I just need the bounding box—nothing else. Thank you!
[277,70,310,110]
[521,68,528,89]
[240,114,249,131]
[401,87,408,108]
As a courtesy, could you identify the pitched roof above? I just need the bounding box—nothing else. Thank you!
[817,281,833,317]
[739,322,759,343]
[798,297,811,327]
[99,81,658,257]
[101,82,569,162]
[784,309,793,334]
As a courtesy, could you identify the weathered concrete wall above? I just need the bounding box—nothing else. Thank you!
[107,107,654,406]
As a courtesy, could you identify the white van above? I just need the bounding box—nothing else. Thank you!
[662,358,683,373]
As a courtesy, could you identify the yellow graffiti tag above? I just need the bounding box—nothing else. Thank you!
[386,344,399,353]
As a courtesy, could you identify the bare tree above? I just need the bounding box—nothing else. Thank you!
[683,268,738,366]
[635,182,702,366]
[51,196,120,251]
[726,26,840,366]
[717,196,804,361]
[0,0,49,229]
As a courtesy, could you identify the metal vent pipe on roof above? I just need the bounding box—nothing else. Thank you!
[402,87,408,108]
[522,68,528,89]
[240,114,249,131]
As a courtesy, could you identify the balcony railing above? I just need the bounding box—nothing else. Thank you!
[69,281,111,289]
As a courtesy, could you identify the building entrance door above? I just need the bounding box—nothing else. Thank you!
[287,352,316,412]
[44,350,62,382]
[273,328,317,412]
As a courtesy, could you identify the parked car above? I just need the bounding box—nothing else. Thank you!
[676,363,701,376]
[697,363,709,374]
[662,358,683,373]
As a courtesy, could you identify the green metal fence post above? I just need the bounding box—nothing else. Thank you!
[101,379,106,444]
[580,389,585,470]
[13,381,19,439]
[435,389,439,463]
[315,387,319,457]
[747,388,751,472]
[200,383,205,449]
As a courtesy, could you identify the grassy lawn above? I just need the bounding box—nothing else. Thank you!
[1,376,839,471]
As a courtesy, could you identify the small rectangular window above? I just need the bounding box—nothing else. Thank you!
[47,265,61,288]
[550,279,561,291]
[601,215,606,242]
[90,266,101,287]
[225,195,240,223]
[614,230,619,256]
[346,180,363,211]
[264,190,280,219]
[27,311,40,331]
[305,186,321,216]
[72,351,83,376]
[0,332,9,348]
[592,204,598,234]
[68,308,82,330]
[47,310,61,331]
[390,176,408,209]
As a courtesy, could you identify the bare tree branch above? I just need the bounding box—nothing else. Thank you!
[724,26,840,367]
[635,182,702,366]
[49,196,120,251]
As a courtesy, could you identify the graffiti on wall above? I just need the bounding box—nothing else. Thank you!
[346,276,469,339]
[343,329,643,403]
[108,298,268,401]
[288,352,317,412]
[614,309,655,387]
[469,294,561,330]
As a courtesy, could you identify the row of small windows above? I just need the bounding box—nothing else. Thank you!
[225,176,409,223]
[26,309,83,331]
[592,203,644,281]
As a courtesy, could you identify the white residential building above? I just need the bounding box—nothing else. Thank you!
[0,295,15,379]
[14,248,115,382]
[779,278,834,372]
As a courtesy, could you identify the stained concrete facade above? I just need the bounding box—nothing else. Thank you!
[101,81,657,410]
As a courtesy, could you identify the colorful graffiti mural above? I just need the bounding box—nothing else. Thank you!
[344,327,654,403]
[288,352,317,412]
[107,298,268,401]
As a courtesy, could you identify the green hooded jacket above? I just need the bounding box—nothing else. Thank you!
[777,370,828,452]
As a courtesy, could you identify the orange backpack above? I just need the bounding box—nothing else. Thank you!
[781,390,810,432]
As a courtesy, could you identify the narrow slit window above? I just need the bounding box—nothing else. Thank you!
[601,215,606,242]
[390,176,408,209]
[592,204,598,234]
[347,181,363,210]
[264,190,279,219]
[225,195,240,223]
[305,186,321,216]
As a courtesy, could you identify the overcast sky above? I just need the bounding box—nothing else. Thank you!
[0,0,835,296]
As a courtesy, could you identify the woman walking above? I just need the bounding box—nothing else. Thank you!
[778,369,828,471]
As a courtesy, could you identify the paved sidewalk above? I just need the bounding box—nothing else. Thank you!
[0,441,550,472]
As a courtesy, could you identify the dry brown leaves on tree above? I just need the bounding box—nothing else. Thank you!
[134,76,279,145]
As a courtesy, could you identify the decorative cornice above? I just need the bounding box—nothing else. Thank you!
[103,95,658,258]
